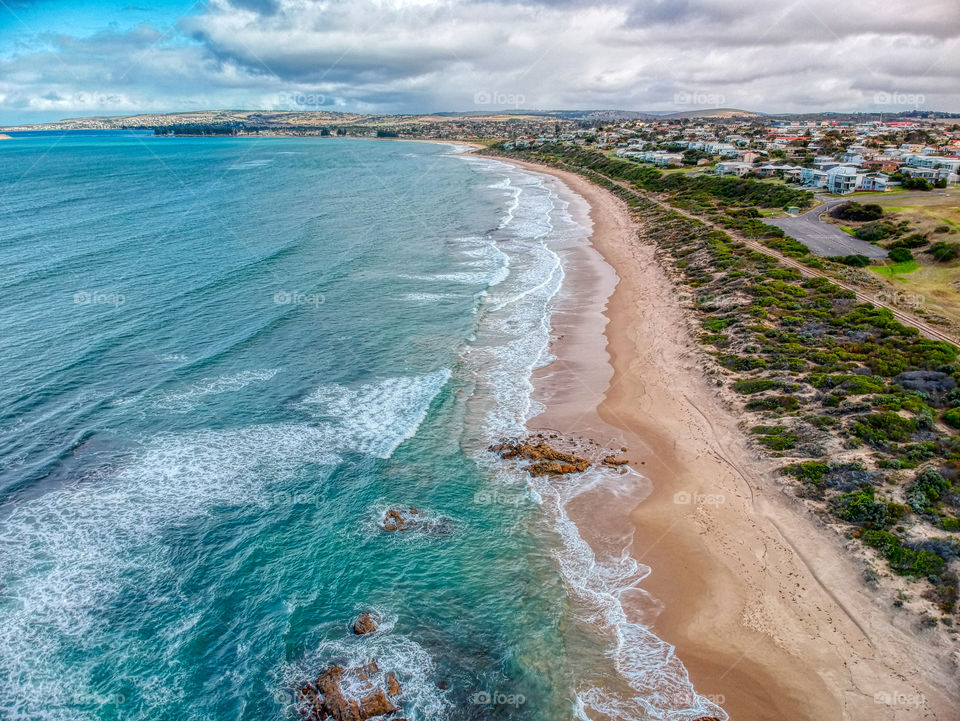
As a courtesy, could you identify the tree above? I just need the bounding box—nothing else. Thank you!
[888,247,914,263]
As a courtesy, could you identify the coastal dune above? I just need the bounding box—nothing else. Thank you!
[508,157,960,720]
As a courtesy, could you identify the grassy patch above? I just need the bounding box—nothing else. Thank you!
[872,261,921,277]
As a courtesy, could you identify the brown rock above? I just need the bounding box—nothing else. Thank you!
[602,455,629,466]
[385,672,401,698]
[380,507,423,532]
[489,440,590,476]
[299,661,402,721]
[353,612,379,635]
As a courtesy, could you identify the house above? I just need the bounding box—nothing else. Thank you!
[858,173,892,192]
[825,166,861,194]
[715,161,753,177]
[800,168,828,188]
[903,154,960,173]
[799,165,862,193]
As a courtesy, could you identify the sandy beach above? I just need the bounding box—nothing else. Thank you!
[505,156,960,720]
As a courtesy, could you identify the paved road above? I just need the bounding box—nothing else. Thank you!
[767,203,888,258]
[767,190,960,259]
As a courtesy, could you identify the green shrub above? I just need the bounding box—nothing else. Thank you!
[942,407,960,429]
[701,317,733,332]
[860,529,947,576]
[855,221,897,241]
[851,412,919,446]
[832,201,883,221]
[927,242,960,262]
[809,373,883,395]
[746,395,800,412]
[782,461,830,482]
[888,233,928,250]
[733,378,777,394]
[751,425,797,450]
[831,254,871,267]
[905,467,951,513]
[901,177,933,191]
[831,487,889,527]
[887,247,914,263]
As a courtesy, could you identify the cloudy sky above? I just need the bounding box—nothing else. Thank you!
[0,0,957,123]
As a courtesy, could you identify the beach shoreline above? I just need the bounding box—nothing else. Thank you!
[499,155,960,720]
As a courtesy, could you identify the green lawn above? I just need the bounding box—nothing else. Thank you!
[872,260,921,277]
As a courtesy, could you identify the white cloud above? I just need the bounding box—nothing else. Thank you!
[0,0,957,121]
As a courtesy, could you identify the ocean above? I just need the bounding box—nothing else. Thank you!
[0,135,725,720]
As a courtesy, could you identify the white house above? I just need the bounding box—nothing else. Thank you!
[715,161,753,177]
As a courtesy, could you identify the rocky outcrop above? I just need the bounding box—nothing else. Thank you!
[378,506,454,537]
[489,440,590,476]
[602,455,629,466]
[379,507,422,532]
[353,612,379,635]
[299,661,402,721]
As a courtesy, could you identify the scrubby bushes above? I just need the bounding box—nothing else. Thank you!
[927,242,960,262]
[905,467,951,514]
[493,143,960,616]
[888,233,929,250]
[851,412,919,447]
[943,407,960,428]
[855,221,899,241]
[746,395,800,412]
[861,530,947,576]
[832,201,883,221]
[782,461,830,482]
[751,425,797,450]
[888,247,914,263]
[831,487,889,527]
[733,378,778,394]
[831,254,871,267]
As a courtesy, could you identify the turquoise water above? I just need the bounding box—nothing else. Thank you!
[0,136,725,720]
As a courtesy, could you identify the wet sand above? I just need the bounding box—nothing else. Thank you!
[504,156,960,721]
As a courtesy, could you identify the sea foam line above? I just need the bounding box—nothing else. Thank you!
[460,157,728,720]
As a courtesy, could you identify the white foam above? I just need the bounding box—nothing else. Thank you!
[402,292,462,303]
[227,159,274,170]
[302,369,451,459]
[0,423,342,719]
[455,157,727,720]
[153,368,279,412]
[280,630,451,721]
